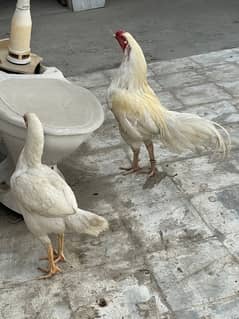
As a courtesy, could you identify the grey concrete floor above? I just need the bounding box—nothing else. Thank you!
[1,1,239,318]
[0,48,239,319]
[1,0,239,76]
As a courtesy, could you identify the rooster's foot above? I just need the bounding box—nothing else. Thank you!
[148,167,158,177]
[148,160,157,177]
[120,166,141,175]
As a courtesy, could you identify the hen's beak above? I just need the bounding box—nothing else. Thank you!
[113,33,116,38]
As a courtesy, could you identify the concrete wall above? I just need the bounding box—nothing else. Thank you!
[67,0,105,11]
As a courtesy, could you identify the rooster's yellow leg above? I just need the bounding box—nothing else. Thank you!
[120,148,141,175]
[54,234,66,263]
[38,244,61,279]
[145,142,157,177]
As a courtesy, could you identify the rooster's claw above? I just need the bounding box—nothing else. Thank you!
[120,166,141,175]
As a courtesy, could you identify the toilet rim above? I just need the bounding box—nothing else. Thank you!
[0,102,104,136]
[0,92,104,136]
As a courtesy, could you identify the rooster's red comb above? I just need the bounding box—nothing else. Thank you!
[114,29,126,37]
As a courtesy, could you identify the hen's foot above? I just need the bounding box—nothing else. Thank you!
[38,264,61,279]
[54,252,66,263]
[39,249,58,261]
[37,244,61,279]
[55,234,66,263]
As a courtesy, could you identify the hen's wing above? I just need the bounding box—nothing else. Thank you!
[11,166,77,218]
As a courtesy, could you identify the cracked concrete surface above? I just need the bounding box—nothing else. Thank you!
[1,48,239,318]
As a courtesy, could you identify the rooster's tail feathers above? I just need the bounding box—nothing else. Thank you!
[161,111,231,156]
[66,209,108,236]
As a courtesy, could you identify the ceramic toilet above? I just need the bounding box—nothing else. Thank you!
[0,67,104,211]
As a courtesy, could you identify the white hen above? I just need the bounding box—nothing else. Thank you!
[10,113,108,279]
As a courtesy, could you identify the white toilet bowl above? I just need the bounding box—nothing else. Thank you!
[0,67,104,211]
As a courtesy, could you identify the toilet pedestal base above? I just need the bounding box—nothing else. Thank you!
[0,150,17,212]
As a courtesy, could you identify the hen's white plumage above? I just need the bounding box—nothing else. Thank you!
[108,31,231,176]
[10,113,108,278]
[12,166,78,218]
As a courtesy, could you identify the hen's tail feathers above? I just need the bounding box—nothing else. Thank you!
[161,110,231,157]
[66,209,108,236]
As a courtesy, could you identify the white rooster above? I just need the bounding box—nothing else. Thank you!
[108,30,230,176]
[10,113,108,279]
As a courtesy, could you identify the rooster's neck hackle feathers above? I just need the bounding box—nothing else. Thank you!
[110,32,169,136]
[114,32,147,90]
[123,32,147,89]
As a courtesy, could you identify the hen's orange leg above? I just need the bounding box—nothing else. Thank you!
[39,248,58,261]
[120,148,141,175]
[38,244,61,279]
[54,234,66,263]
[145,142,157,177]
